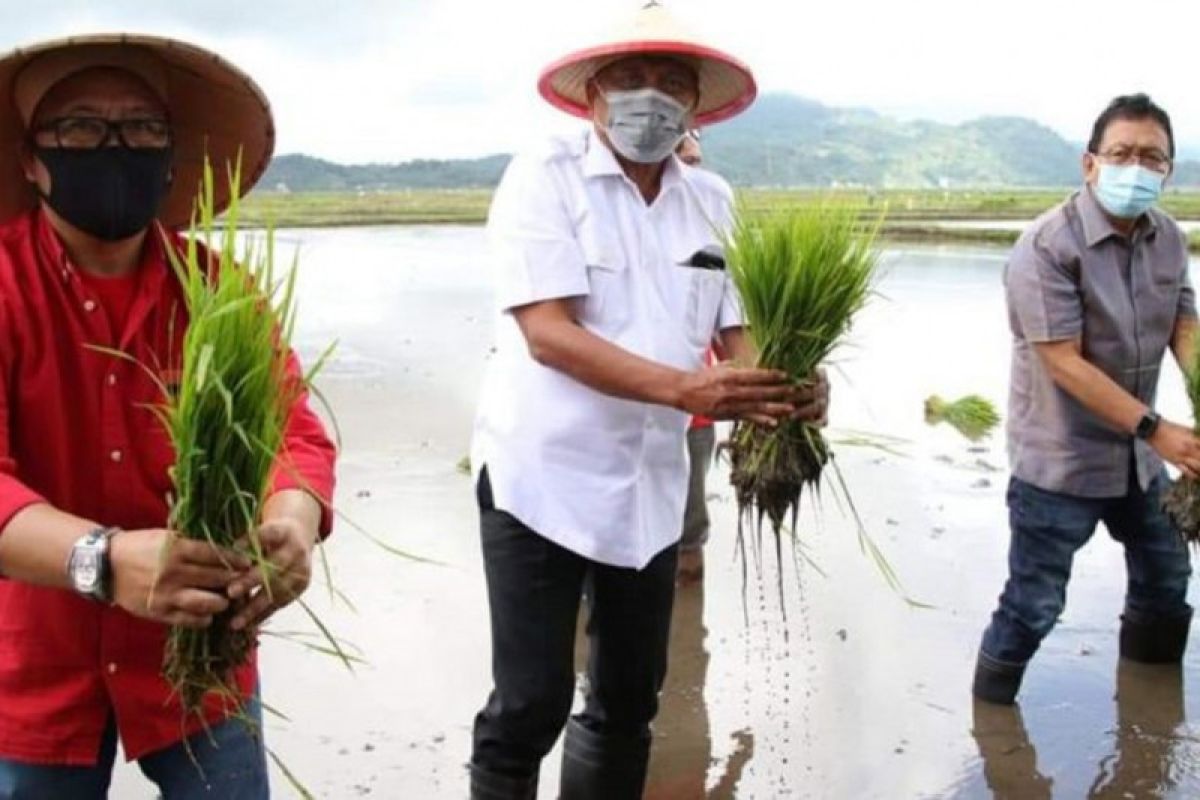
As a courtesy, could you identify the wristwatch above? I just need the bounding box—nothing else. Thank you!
[67,527,120,603]
[1134,410,1162,440]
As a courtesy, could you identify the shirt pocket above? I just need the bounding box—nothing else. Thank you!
[575,222,631,337]
[674,241,728,348]
[683,269,727,348]
[1141,271,1183,351]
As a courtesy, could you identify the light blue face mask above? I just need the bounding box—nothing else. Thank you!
[1092,163,1164,219]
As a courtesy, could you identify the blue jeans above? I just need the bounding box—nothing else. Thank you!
[981,474,1192,666]
[0,694,269,799]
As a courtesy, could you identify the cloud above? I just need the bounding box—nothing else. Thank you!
[1,0,1196,163]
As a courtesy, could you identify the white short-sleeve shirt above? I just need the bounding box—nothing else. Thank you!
[471,129,743,569]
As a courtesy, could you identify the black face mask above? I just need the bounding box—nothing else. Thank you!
[34,146,172,241]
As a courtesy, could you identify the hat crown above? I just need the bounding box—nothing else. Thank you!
[608,1,701,48]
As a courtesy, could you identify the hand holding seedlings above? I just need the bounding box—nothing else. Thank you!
[110,530,249,628]
[675,363,796,426]
[157,163,338,713]
[791,368,830,427]
[228,515,319,631]
[1149,420,1200,479]
[726,203,878,537]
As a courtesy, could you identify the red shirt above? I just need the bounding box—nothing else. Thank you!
[0,210,337,765]
[77,267,141,336]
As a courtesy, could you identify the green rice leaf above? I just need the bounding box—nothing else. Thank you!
[924,394,1001,442]
[725,201,909,602]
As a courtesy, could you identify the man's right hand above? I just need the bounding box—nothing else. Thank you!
[675,363,797,426]
[1149,420,1200,479]
[109,529,247,628]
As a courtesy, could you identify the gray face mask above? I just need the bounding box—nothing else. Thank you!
[602,88,689,164]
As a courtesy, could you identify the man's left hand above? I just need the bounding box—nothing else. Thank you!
[227,516,318,631]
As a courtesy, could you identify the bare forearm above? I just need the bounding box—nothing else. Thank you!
[526,318,687,409]
[1046,354,1147,434]
[1173,317,1198,375]
[262,489,322,544]
[0,503,95,588]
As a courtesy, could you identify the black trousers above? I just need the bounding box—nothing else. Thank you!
[471,468,679,778]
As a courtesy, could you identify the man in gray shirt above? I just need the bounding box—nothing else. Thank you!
[974,94,1200,705]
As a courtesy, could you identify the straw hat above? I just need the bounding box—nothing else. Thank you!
[0,33,274,227]
[537,1,756,126]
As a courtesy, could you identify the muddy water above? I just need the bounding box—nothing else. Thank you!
[111,228,1200,798]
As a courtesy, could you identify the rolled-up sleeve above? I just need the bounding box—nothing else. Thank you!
[1005,233,1082,342]
[711,181,744,331]
[488,154,590,312]
[268,350,338,537]
[0,293,46,535]
[716,271,744,331]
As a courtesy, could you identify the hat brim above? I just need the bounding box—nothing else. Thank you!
[538,40,756,126]
[0,33,274,228]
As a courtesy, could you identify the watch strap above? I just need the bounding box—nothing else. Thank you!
[1135,410,1161,440]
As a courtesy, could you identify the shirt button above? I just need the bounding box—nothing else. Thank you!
[110,449,123,463]
[107,373,117,387]
[83,300,97,312]
[106,662,117,674]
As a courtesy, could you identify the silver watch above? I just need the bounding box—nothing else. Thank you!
[67,527,119,603]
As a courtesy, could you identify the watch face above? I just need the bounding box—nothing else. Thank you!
[1137,412,1160,439]
[73,550,100,591]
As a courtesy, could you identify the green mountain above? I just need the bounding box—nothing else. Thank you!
[702,96,1082,187]
[261,152,511,191]
[261,93,1199,190]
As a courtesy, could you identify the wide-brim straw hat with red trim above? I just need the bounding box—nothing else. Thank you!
[537,1,756,126]
[0,33,274,227]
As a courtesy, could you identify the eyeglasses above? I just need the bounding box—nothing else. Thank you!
[1095,146,1172,174]
[31,116,171,150]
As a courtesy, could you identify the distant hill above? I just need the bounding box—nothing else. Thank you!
[701,95,1084,187]
[262,153,511,192]
[261,93,1200,191]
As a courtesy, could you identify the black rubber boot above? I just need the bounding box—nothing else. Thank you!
[469,764,538,800]
[972,650,1027,706]
[1119,608,1193,664]
[558,718,650,800]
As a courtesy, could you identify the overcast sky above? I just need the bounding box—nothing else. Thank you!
[3,0,1198,163]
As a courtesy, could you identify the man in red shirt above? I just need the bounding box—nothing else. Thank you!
[0,35,336,798]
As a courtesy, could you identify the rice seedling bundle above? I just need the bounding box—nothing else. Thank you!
[725,204,879,550]
[1163,335,1200,543]
[158,161,312,712]
[924,394,1001,442]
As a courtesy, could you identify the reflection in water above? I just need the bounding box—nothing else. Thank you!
[1089,661,1185,799]
[645,582,755,799]
[971,661,1187,799]
[710,728,755,799]
[970,699,1053,799]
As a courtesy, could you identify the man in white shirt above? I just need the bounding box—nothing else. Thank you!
[468,5,828,798]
